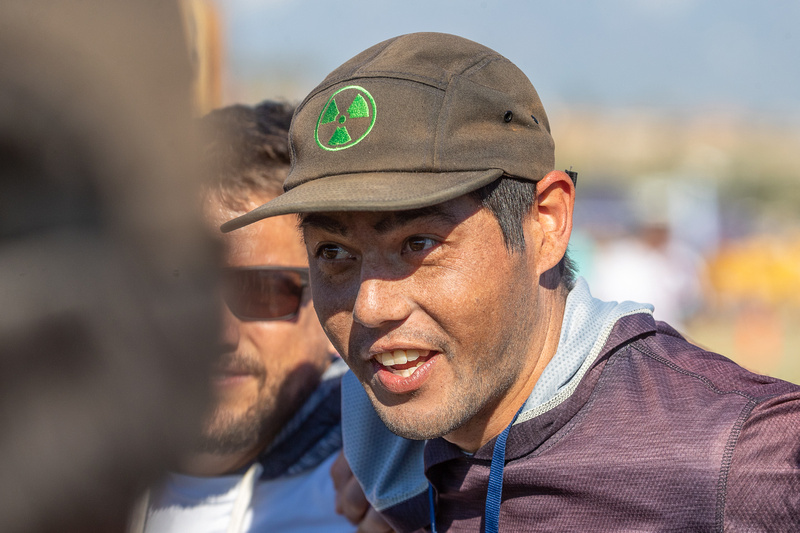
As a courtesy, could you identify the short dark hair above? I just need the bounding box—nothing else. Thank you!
[200,100,295,209]
[470,177,577,289]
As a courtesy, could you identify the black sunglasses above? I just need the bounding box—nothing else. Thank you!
[222,266,309,321]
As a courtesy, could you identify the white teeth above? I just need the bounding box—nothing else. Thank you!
[393,350,407,364]
[388,360,425,378]
[375,349,425,367]
[376,352,395,366]
[374,350,430,378]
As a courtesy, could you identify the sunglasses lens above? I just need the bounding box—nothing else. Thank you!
[224,269,305,320]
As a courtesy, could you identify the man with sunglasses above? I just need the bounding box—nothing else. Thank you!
[222,34,800,532]
[135,102,360,532]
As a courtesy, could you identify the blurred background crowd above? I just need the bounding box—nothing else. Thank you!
[191,0,800,384]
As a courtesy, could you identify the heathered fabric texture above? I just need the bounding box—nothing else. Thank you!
[416,315,800,532]
[344,282,800,532]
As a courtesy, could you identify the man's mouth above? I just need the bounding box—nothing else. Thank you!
[210,355,264,386]
[373,349,434,378]
[210,367,254,387]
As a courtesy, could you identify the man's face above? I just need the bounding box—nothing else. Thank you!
[302,195,545,444]
[201,194,332,455]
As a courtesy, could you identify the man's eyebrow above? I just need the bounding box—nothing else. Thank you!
[299,213,349,236]
[299,205,460,236]
[373,205,458,234]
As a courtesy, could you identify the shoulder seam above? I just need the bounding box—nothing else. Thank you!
[714,399,757,532]
[631,340,758,401]
[630,340,764,532]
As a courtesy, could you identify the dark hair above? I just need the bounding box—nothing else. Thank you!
[470,177,577,290]
[200,100,295,208]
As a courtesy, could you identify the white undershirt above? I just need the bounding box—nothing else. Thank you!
[144,452,355,533]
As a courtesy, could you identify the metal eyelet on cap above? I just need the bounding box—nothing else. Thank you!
[503,110,513,122]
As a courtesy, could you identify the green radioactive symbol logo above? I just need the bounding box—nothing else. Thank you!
[315,85,376,151]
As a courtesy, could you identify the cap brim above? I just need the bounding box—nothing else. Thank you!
[220,168,504,232]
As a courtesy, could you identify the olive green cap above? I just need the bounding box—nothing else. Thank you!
[222,32,555,232]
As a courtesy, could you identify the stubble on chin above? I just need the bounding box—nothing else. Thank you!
[194,396,276,455]
[366,352,518,443]
[194,351,272,455]
[375,399,472,441]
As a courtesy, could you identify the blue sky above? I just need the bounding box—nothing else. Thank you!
[222,0,800,116]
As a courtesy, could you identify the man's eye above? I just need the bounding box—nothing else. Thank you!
[403,236,436,253]
[316,244,351,260]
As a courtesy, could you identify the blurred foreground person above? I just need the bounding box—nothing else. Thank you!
[131,102,361,533]
[224,33,800,532]
[0,2,219,533]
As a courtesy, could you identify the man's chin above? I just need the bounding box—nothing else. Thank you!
[194,410,265,456]
[373,404,461,441]
[369,390,482,442]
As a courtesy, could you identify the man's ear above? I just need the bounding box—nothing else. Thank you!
[530,170,575,276]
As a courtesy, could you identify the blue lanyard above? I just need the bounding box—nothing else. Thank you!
[428,406,523,533]
[428,482,438,533]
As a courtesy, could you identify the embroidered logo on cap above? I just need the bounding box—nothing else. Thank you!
[315,85,376,151]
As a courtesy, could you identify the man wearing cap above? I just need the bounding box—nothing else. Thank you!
[223,34,800,532]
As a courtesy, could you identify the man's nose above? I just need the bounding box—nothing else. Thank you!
[352,276,413,329]
[220,303,240,352]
